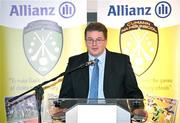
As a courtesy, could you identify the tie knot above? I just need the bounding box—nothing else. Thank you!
[94,58,99,64]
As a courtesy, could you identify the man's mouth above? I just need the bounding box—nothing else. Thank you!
[91,48,98,51]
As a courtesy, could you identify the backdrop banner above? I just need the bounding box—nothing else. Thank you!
[0,0,87,122]
[97,0,180,122]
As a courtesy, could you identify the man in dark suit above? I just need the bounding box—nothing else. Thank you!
[50,22,147,122]
[59,22,143,99]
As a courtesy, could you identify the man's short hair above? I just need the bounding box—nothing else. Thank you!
[85,22,107,39]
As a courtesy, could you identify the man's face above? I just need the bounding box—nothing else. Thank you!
[85,31,107,57]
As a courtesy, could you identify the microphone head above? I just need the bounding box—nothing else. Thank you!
[85,60,95,66]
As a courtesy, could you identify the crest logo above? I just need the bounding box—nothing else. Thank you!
[120,20,159,76]
[23,20,63,75]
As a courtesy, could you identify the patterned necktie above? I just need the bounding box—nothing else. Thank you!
[89,59,99,99]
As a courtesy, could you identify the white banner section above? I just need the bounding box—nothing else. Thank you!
[97,0,180,28]
[0,0,87,29]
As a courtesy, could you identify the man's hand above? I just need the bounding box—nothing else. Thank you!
[132,108,148,122]
[49,106,67,117]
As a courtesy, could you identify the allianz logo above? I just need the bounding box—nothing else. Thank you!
[108,5,151,16]
[9,5,56,16]
[9,2,76,18]
[107,1,172,18]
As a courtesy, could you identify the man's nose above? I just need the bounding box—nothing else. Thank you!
[92,40,98,45]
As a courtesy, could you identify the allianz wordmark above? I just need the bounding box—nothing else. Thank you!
[9,1,76,18]
[108,1,172,18]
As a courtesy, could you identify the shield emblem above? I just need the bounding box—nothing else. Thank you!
[23,20,63,75]
[120,20,159,76]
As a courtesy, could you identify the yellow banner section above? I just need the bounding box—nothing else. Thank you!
[106,25,179,98]
[106,25,180,122]
[0,24,86,122]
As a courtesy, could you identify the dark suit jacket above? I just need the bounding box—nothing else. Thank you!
[59,50,143,99]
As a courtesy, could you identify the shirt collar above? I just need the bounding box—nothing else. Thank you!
[88,49,106,64]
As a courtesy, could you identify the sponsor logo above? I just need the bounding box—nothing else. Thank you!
[59,1,76,18]
[9,5,56,16]
[9,1,76,19]
[23,20,63,75]
[120,20,159,76]
[107,1,171,18]
[108,5,151,16]
[155,1,172,18]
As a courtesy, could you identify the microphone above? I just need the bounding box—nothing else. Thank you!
[84,60,96,67]
[71,60,94,70]
[78,60,96,68]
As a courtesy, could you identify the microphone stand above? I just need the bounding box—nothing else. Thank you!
[8,61,94,123]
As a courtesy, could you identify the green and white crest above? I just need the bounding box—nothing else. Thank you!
[23,20,63,75]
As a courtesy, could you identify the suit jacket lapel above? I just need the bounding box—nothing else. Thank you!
[103,50,112,97]
[80,53,89,97]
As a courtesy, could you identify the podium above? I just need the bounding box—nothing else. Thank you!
[66,104,130,123]
[5,96,178,123]
[48,98,145,123]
